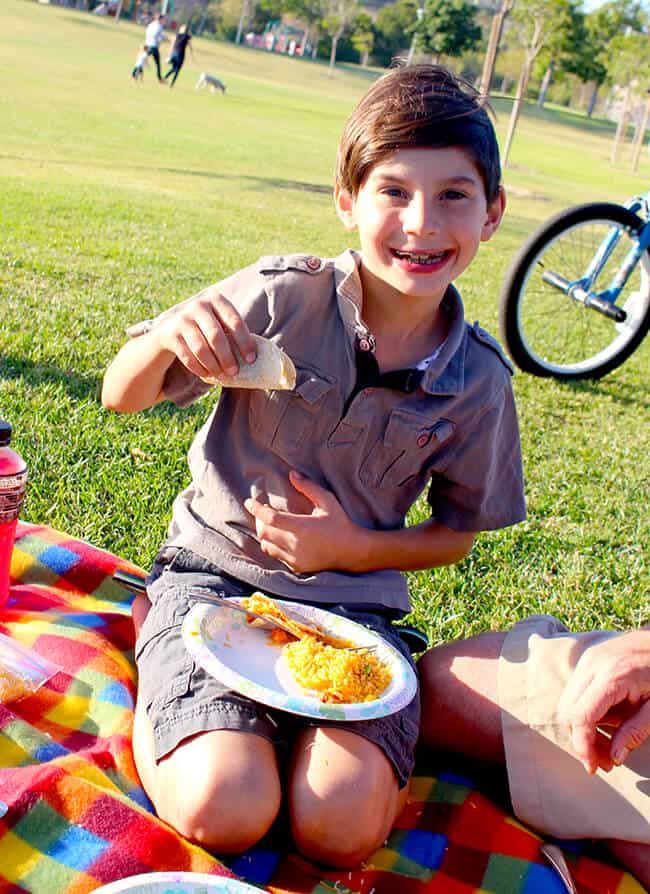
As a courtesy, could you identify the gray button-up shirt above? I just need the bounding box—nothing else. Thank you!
[131,250,525,612]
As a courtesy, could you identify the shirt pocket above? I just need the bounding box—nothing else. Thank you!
[248,364,336,457]
[360,410,456,489]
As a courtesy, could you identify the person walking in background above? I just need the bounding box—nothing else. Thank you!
[144,12,167,83]
[131,44,149,82]
[163,24,195,87]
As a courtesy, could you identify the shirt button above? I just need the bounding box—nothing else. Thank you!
[417,433,431,448]
[358,337,371,352]
[306,256,321,271]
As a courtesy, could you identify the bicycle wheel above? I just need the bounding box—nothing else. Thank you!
[499,202,650,380]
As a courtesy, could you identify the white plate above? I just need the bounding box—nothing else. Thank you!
[182,597,417,721]
[94,872,260,894]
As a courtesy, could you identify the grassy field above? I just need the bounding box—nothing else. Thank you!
[2,0,648,644]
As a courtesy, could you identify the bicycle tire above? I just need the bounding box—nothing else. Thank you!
[499,202,650,380]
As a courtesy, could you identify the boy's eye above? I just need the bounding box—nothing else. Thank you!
[441,189,468,201]
[382,187,408,199]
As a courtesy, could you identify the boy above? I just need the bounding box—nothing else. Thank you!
[102,64,525,868]
[131,44,149,82]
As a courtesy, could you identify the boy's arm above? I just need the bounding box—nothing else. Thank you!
[102,288,257,413]
[245,470,475,574]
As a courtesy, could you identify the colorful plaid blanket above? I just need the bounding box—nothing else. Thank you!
[0,522,643,894]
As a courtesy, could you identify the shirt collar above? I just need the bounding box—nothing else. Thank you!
[333,249,467,395]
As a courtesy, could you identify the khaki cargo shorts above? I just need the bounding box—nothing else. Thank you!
[499,614,650,842]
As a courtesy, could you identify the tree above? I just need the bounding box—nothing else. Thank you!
[410,0,481,64]
[501,0,579,166]
[321,0,359,74]
[606,31,650,164]
[534,1,585,110]
[372,0,417,67]
[479,0,513,94]
[350,11,374,66]
[579,0,646,116]
[284,0,326,55]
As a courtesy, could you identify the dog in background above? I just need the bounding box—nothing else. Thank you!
[195,73,226,94]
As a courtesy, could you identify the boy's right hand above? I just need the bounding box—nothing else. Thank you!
[155,289,257,380]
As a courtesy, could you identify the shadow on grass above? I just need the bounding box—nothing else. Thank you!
[0,355,202,416]
[1,356,102,401]
[559,375,650,408]
[0,152,332,195]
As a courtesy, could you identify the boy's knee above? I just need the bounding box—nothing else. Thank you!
[156,772,281,854]
[291,797,389,868]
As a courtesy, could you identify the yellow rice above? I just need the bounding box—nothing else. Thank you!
[284,635,392,703]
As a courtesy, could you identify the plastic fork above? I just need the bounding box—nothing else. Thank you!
[188,589,375,652]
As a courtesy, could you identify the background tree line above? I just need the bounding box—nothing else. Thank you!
[93,0,650,165]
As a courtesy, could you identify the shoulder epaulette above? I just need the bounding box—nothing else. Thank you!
[469,321,514,373]
[257,254,327,275]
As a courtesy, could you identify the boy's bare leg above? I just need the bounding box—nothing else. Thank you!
[288,727,408,868]
[418,635,650,890]
[133,700,281,853]
[131,593,281,854]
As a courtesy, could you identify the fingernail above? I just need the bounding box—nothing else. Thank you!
[613,746,629,766]
[225,366,238,376]
[245,352,256,363]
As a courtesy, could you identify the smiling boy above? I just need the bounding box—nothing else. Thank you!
[102,64,525,868]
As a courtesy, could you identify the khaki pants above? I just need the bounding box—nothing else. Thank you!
[499,615,650,842]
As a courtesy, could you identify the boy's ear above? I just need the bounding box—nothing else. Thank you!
[334,183,357,231]
[480,186,506,243]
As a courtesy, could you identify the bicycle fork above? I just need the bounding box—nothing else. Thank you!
[541,218,650,323]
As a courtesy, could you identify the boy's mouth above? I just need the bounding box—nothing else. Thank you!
[392,248,450,266]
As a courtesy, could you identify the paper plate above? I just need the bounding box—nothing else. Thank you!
[182,597,417,721]
[94,872,260,894]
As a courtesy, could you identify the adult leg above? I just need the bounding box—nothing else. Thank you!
[418,632,506,763]
[288,727,408,868]
[418,633,650,889]
[148,46,162,81]
[169,59,183,87]
[132,699,282,854]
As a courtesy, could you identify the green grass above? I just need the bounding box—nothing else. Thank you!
[2,0,648,644]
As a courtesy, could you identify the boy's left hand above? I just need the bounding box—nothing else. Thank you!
[244,471,362,573]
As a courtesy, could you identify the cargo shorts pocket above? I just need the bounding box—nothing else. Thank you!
[248,364,335,456]
[360,411,455,489]
[135,596,193,714]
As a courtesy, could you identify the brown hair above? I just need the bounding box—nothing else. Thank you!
[336,64,501,203]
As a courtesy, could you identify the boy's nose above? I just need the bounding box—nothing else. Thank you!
[404,198,439,235]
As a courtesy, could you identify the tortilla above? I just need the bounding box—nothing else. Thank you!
[201,335,296,390]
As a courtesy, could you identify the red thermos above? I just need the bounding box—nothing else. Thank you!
[0,421,27,606]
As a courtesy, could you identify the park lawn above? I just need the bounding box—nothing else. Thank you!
[1,0,648,642]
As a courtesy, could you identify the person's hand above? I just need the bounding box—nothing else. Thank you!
[244,471,364,573]
[156,290,257,381]
[557,629,650,774]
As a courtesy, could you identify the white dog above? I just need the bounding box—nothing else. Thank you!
[195,73,226,94]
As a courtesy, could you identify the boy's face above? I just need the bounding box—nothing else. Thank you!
[336,146,504,308]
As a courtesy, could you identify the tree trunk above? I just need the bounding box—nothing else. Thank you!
[114,0,123,20]
[328,26,343,76]
[235,0,248,44]
[631,94,650,173]
[502,60,532,167]
[611,85,632,165]
[537,59,554,109]
[197,0,209,35]
[479,0,513,95]
[586,83,599,117]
